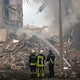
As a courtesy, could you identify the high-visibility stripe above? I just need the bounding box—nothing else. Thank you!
[50,58,54,64]
[30,63,36,66]
[37,67,44,77]
[37,68,40,77]
[37,65,44,67]
[31,72,36,74]
[37,56,44,67]
[42,68,44,77]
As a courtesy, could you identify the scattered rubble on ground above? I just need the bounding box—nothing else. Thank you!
[0,34,80,80]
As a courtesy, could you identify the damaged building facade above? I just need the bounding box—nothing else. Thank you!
[0,0,23,33]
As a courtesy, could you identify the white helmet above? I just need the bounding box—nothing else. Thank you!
[40,50,44,54]
[32,50,35,53]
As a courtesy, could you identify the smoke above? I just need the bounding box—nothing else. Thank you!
[22,0,80,39]
[48,0,80,35]
[33,0,44,3]
[33,0,80,36]
[16,28,27,40]
[62,0,80,33]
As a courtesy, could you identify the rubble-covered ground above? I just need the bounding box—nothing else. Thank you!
[0,35,80,80]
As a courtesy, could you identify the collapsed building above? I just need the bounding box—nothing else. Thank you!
[0,0,80,80]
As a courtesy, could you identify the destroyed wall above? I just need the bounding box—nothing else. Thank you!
[70,22,80,50]
[0,0,23,33]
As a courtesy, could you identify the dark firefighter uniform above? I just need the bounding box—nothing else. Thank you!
[37,50,45,78]
[46,50,55,77]
[29,50,37,78]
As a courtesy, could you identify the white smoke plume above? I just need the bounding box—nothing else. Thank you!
[30,0,80,36]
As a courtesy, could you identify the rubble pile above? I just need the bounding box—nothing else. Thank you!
[0,34,80,80]
[0,35,49,71]
[63,65,80,79]
[55,42,80,66]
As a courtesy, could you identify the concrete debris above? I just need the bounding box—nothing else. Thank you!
[0,33,80,80]
[5,39,20,51]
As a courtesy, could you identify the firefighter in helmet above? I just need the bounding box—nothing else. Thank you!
[46,50,55,77]
[29,50,37,78]
[37,50,45,78]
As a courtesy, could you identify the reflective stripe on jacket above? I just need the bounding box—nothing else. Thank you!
[49,58,54,64]
[37,54,45,67]
[30,63,36,66]
[46,52,55,64]
[29,54,37,66]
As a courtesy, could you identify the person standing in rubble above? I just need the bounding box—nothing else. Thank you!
[46,50,55,77]
[29,50,37,78]
[37,50,45,78]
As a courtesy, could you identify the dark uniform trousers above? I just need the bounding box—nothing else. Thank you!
[30,66,36,78]
[46,52,55,77]
[48,63,54,77]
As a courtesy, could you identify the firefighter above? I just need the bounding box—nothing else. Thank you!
[46,50,55,77]
[29,50,37,78]
[37,50,45,78]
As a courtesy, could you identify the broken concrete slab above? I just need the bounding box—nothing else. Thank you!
[5,39,20,51]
